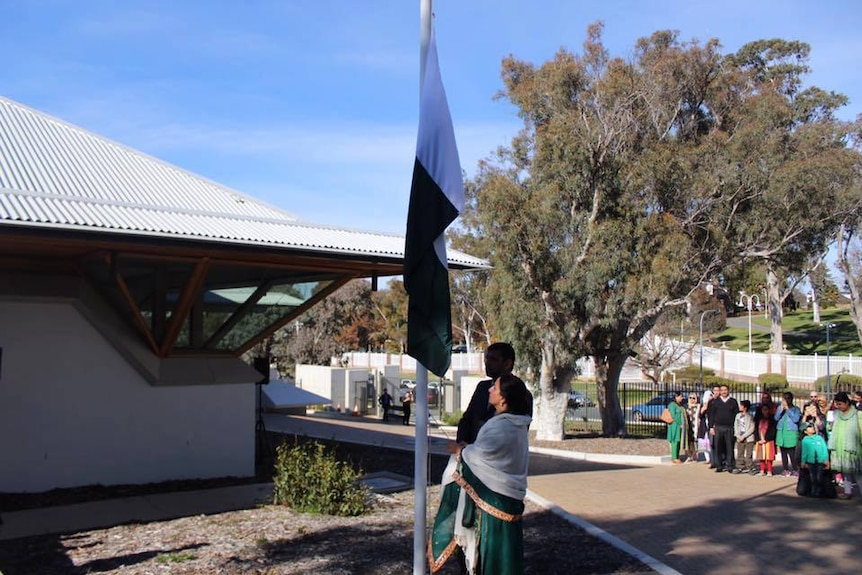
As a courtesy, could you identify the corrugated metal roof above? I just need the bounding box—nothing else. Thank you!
[0,96,486,268]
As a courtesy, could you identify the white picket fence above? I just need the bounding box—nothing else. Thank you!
[342,346,862,386]
[681,346,858,384]
[341,351,485,375]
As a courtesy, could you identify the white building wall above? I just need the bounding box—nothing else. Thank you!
[0,301,254,492]
[294,365,374,413]
[295,365,342,406]
[459,376,485,412]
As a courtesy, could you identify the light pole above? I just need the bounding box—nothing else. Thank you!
[824,322,836,400]
[699,309,720,389]
[737,293,760,353]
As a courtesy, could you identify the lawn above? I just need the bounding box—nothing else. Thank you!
[710,308,861,355]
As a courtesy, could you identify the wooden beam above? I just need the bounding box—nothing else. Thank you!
[236,276,355,355]
[159,258,210,357]
[203,279,274,349]
[112,268,160,355]
[0,232,408,275]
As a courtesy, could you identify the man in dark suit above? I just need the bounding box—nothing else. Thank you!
[455,342,516,445]
[450,342,517,575]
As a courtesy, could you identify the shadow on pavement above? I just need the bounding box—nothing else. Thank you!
[584,489,861,574]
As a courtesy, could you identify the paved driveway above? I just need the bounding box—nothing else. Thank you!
[266,413,862,574]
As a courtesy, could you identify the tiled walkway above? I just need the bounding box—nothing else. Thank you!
[4,413,860,574]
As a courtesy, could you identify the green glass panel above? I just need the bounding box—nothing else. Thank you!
[213,280,331,351]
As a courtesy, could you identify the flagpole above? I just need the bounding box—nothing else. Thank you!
[414,6,432,574]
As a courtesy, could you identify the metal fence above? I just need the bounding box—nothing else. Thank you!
[566,381,769,438]
[344,348,862,386]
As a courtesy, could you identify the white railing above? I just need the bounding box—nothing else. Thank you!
[340,351,484,375]
[342,346,861,385]
[700,346,860,384]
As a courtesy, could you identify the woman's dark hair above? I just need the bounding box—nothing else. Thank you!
[498,373,532,416]
[834,391,851,404]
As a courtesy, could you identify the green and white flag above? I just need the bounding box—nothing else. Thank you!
[404,28,463,377]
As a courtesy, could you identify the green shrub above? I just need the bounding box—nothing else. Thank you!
[758,373,788,391]
[673,371,738,389]
[272,440,369,516]
[813,374,862,393]
[440,410,462,426]
[672,366,715,379]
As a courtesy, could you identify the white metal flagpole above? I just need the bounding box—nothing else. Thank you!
[414,7,432,574]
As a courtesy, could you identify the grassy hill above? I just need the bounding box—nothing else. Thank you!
[710,308,861,355]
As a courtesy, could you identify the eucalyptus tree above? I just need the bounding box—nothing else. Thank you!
[275,279,381,368]
[372,279,409,353]
[719,40,861,352]
[448,178,497,350]
[471,25,741,438]
[837,219,862,345]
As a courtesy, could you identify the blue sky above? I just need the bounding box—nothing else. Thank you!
[2,0,860,235]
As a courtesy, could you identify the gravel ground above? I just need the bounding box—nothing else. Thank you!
[0,434,663,574]
[0,487,653,574]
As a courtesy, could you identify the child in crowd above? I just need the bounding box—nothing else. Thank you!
[734,400,755,474]
[799,421,830,497]
[754,403,777,476]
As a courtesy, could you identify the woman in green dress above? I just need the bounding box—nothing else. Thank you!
[667,391,688,464]
[828,391,862,500]
[429,373,532,574]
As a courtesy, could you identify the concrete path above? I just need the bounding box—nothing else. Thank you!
[267,414,862,575]
[267,416,862,574]
[726,315,769,332]
[529,464,861,575]
[3,412,861,575]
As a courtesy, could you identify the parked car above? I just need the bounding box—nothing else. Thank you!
[452,344,468,353]
[629,392,678,422]
[568,390,596,409]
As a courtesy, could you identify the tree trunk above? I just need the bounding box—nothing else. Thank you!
[766,265,784,353]
[534,337,569,441]
[850,295,862,346]
[812,290,821,323]
[594,352,626,436]
[836,226,862,346]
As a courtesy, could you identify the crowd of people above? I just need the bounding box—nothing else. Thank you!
[667,385,862,500]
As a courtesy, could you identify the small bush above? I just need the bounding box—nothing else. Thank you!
[673,371,738,389]
[672,366,715,379]
[272,440,369,516]
[440,410,463,426]
[758,373,788,391]
[813,374,862,393]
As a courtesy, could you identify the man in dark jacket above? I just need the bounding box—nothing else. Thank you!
[708,384,740,472]
[451,342,516,575]
[378,389,393,422]
[455,342,516,445]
